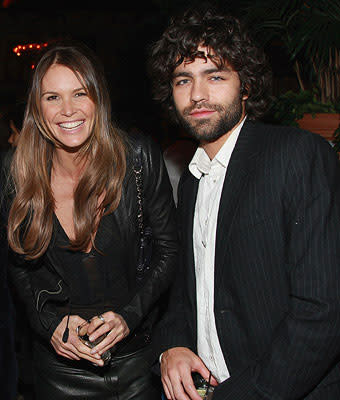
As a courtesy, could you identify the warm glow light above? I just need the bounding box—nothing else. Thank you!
[2,0,15,8]
[12,42,48,56]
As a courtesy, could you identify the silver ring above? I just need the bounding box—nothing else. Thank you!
[98,314,105,323]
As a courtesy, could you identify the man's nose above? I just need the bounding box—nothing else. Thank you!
[190,80,208,104]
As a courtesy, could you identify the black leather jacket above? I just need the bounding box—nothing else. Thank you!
[3,133,178,344]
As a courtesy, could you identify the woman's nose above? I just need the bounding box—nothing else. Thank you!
[61,98,75,116]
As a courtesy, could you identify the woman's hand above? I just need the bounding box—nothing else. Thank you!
[86,311,130,357]
[50,315,105,366]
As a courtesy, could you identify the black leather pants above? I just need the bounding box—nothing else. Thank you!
[33,341,161,400]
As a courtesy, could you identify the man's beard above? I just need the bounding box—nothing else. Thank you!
[175,96,243,143]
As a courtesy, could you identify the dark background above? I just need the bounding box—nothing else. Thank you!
[0,0,297,148]
[0,2,299,398]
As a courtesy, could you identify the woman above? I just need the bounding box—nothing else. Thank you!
[3,42,177,399]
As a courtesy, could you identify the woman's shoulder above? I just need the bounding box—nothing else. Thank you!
[124,130,162,165]
[125,130,159,150]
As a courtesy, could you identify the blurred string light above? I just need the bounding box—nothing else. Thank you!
[13,42,48,57]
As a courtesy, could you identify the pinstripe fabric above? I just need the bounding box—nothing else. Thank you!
[155,120,340,400]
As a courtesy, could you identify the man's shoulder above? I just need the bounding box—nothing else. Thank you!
[246,120,334,156]
[246,119,318,140]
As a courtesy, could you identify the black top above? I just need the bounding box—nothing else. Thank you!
[5,133,178,344]
[49,212,130,321]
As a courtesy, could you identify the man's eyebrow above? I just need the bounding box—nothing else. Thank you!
[203,66,232,74]
[172,71,193,79]
[172,66,232,79]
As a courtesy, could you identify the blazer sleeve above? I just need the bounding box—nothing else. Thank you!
[213,134,340,400]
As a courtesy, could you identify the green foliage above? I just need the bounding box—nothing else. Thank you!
[289,0,340,65]
[240,0,340,103]
[267,89,340,127]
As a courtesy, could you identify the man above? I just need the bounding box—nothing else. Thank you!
[149,6,340,400]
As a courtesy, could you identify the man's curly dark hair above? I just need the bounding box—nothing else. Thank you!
[148,6,272,120]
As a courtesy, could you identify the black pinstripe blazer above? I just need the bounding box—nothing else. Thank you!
[156,120,340,399]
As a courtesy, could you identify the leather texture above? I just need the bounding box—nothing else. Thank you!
[1,132,178,398]
[33,340,161,400]
[6,132,178,343]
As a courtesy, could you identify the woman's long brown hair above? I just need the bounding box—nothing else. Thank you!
[7,43,126,260]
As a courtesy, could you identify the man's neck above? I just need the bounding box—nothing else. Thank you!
[200,115,245,160]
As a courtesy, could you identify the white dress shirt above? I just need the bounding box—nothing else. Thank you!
[189,118,245,382]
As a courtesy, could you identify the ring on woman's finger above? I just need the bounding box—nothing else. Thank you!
[98,314,105,323]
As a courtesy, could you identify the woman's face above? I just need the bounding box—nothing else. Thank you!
[40,63,95,149]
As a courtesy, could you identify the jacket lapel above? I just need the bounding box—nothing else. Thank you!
[180,171,199,310]
[215,121,262,284]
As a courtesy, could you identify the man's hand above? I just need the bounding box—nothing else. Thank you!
[161,347,218,400]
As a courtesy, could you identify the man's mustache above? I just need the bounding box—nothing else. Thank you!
[183,103,224,116]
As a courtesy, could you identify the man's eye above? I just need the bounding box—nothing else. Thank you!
[210,76,224,81]
[175,79,190,86]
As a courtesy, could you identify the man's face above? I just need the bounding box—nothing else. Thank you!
[172,48,247,143]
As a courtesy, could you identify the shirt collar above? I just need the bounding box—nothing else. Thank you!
[189,116,246,179]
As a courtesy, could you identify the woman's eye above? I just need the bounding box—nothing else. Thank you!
[46,95,58,101]
[75,91,87,97]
